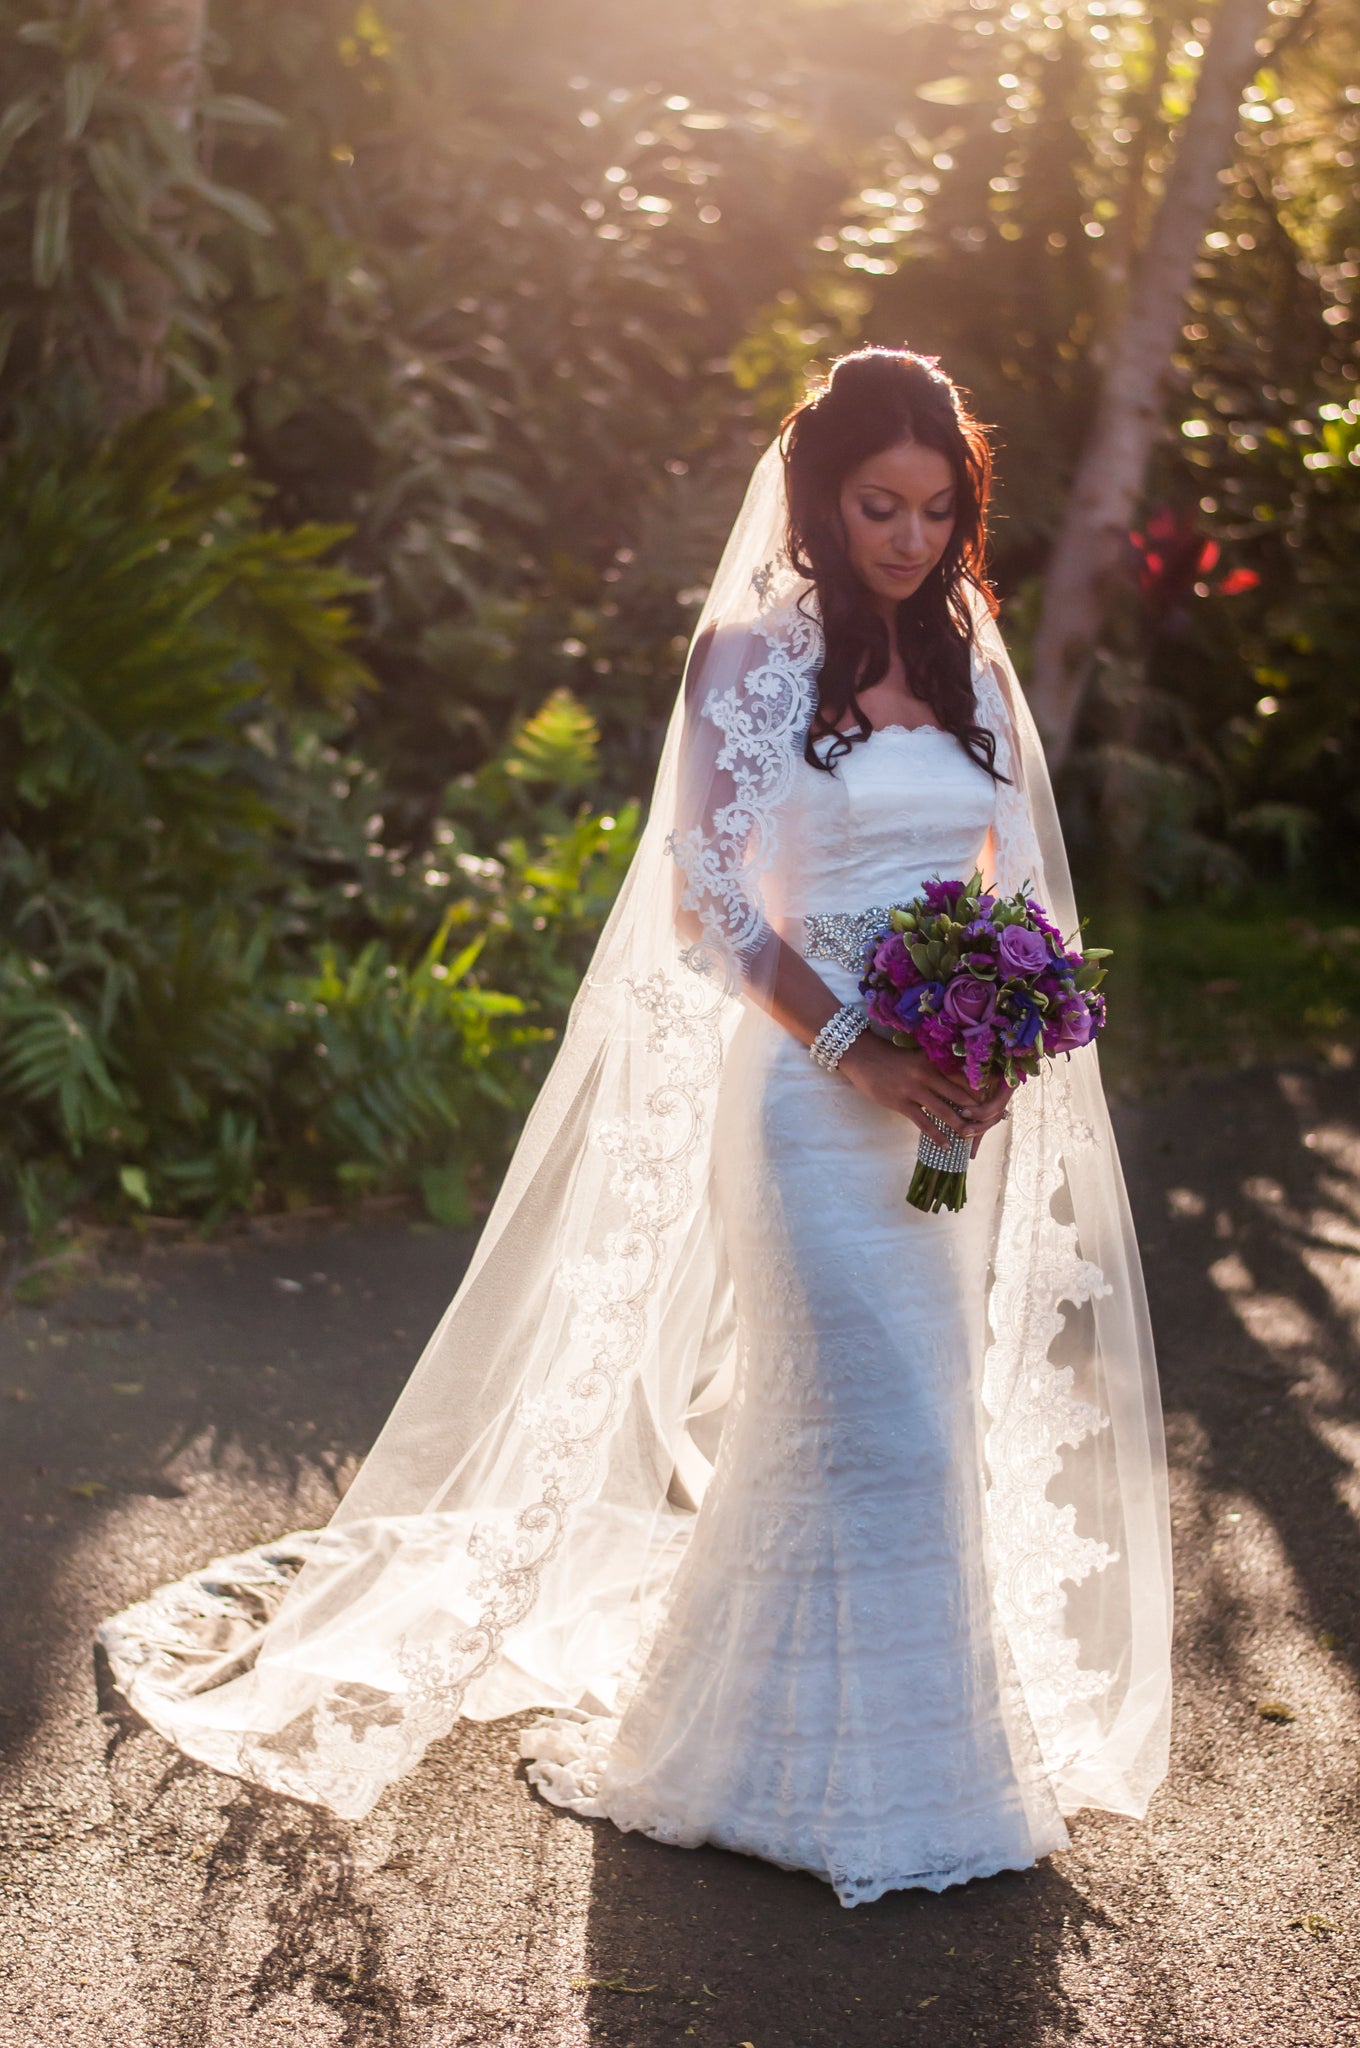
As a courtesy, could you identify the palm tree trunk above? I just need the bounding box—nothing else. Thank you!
[1027,0,1276,767]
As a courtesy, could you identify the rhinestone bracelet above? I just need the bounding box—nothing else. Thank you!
[809,1002,870,1074]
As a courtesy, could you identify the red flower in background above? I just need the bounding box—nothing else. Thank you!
[1216,567,1261,597]
[1128,507,1260,618]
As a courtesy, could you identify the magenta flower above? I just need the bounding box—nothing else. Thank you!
[915,1014,958,1070]
[961,1023,996,1091]
[873,934,919,991]
[865,989,897,1030]
[1024,898,1063,940]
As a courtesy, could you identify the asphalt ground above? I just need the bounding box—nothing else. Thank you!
[1,1063,1358,2048]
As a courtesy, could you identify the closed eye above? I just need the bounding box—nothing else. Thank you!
[858,497,956,524]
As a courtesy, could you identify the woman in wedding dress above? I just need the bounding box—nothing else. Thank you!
[100,347,1173,1909]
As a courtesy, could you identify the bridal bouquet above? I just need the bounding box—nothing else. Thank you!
[857,871,1109,1214]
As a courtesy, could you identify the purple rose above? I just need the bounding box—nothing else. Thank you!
[1063,1001,1096,1048]
[941,975,998,1029]
[997,923,1050,977]
[1045,996,1096,1054]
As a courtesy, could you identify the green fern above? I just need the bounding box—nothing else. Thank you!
[0,978,123,1149]
[502,688,600,790]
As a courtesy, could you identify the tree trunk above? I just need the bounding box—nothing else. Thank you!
[1027,0,1276,767]
[98,0,208,422]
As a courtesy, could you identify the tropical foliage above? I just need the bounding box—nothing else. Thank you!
[0,0,1356,1229]
[0,399,634,1230]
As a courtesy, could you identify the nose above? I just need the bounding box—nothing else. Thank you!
[891,510,929,559]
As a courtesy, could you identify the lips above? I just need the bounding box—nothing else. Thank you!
[880,561,929,577]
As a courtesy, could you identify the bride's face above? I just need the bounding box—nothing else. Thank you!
[838,438,957,609]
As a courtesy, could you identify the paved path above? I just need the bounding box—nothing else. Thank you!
[1,1066,1358,2047]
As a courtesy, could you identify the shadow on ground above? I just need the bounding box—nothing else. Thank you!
[0,1067,1358,2046]
[576,1818,1107,2046]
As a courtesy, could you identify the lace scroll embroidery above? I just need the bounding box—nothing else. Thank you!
[983,1070,1115,1769]
[666,561,819,976]
[258,963,729,1811]
[974,644,1118,1769]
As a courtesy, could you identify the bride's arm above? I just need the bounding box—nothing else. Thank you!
[670,622,1004,1144]
[745,930,1008,1145]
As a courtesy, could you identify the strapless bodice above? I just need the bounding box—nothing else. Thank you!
[763,724,998,936]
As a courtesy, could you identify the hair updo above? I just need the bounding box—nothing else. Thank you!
[780,346,1002,778]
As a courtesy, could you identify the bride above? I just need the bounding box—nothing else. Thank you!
[100,347,1173,1909]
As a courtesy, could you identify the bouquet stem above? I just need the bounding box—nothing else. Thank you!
[907,1119,972,1215]
[907,1160,969,1213]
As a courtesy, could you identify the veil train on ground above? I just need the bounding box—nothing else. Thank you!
[99,437,1174,1829]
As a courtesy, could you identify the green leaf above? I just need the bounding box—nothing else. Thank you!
[0,307,21,380]
[186,174,275,237]
[84,135,152,221]
[118,1164,153,1210]
[32,179,71,287]
[16,20,67,48]
[0,94,45,175]
[198,93,287,129]
[503,689,599,788]
[62,60,101,142]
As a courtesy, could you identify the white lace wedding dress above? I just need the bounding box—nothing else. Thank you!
[521,722,1071,1906]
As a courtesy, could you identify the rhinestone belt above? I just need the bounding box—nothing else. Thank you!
[803,906,899,971]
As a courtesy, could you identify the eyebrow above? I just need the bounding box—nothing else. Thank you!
[858,482,956,505]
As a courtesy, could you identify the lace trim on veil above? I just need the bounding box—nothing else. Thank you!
[972,654,1117,1774]
[241,563,823,1811]
[101,568,1128,1821]
[666,564,819,975]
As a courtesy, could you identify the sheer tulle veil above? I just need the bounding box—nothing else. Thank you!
[100,436,1173,1826]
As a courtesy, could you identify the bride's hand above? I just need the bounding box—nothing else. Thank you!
[837,1033,1010,1144]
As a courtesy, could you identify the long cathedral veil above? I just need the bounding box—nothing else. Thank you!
[99,437,1173,1826]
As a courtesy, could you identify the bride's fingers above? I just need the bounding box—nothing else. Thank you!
[925,1072,982,1111]
[888,1091,937,1137]
[914,1089,972,1140]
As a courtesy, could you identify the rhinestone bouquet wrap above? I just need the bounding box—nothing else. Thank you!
[855,871,1110,1214]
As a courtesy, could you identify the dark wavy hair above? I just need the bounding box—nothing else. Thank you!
[781,346,1003,778]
